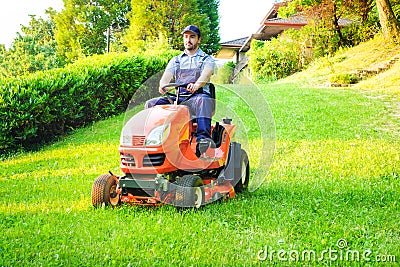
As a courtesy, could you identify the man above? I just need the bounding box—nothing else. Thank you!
[145,25,216,157]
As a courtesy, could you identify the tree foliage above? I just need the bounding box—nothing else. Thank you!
[196,0,221,54]
[0,9,60,79]
[1,0,221,79]
[54,0,130,63]
[3,0,398,81]
[279,0,384,56]
[282,0,400,45]
[123,0,220,55]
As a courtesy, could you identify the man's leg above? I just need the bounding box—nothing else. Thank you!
[185,94,215,141]
[184,94,216,158]
[145,96,175,109]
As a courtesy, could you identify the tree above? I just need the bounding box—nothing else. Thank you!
[354,0,375,23]
[54,0,130,63]
[0,9,61,79]
[54,1,85,64]
[280,0,383,54]
[393,0,400,19]
[376,0,400,42]
[123,0,220,55]
[196,0,221,54]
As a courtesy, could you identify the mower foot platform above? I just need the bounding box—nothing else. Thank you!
[199,147,224,162]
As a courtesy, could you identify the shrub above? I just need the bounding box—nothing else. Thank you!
[249,38,302,82]
[0,53,168,155]
[212,61,236,84]
[328,73,359,84]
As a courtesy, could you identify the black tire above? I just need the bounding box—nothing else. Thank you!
[175,175,204,208]
[91,174,120,208]
[234,149,250,194]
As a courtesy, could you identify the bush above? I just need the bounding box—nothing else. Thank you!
[0,53,168,155]
[212,61,236,84]
[329,73,359,84]
[249,38,302,82]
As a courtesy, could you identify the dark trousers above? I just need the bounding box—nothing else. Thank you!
[145,93,215,141]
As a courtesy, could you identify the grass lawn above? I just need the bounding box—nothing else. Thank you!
[1,79,399,266]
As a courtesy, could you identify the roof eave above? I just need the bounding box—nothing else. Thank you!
[221,44,243,49]
[263,22,307,27]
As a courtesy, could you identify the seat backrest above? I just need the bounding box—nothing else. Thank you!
[212,122,225,148]
[209,83,216,99]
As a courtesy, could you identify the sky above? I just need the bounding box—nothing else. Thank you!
[219,0,273,42]
[0,0,274,48]
[0,0,64,48]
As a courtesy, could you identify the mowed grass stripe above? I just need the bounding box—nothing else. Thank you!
[1,82,399,266]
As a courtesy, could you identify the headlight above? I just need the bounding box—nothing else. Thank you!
[145,123,170,146]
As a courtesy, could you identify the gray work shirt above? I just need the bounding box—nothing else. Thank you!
[165,48,215,94]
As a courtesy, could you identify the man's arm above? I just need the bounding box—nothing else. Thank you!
[159,70,174,94]
[187,66,214,93]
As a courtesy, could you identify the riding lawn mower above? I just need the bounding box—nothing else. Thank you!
[91,83,250,208]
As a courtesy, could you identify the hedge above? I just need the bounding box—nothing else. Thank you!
[0,52,168,155]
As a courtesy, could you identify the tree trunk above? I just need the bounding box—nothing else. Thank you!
[376,0,400,42]
[359,0,375,23]
[332,2,345,47]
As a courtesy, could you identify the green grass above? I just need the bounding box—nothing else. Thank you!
[1,81,399,266]
[354,59,400,95]
[1,36,400,266]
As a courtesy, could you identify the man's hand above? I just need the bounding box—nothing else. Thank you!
[187,83,199,93]
[187,67,213,93]
[159,86,167,94]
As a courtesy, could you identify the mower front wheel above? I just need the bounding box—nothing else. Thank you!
[92,174,120,208]
[175,175,204,208]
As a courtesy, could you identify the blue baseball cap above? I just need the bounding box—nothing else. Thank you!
[181,25,201,37]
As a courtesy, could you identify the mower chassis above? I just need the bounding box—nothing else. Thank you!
[92,142,246,208]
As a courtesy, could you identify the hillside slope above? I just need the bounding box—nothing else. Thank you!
[280,34,400,136]
[283,34,400,94]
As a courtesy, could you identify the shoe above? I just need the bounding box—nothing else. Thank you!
[196,138,215,158]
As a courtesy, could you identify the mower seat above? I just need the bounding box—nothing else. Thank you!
[208,83,216,99]
[211,122,225,148]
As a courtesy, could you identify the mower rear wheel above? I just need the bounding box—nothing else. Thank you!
[175,175,204,208]
[234,149,250,194]
[92,174,120,208]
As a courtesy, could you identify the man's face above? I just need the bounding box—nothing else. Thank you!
[183,32,200,51]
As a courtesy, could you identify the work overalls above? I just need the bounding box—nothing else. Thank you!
[145,55,215,142]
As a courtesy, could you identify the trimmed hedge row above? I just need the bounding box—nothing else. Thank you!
[0,53,168,155]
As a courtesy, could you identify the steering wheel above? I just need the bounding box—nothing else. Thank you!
[161,83,196,104]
